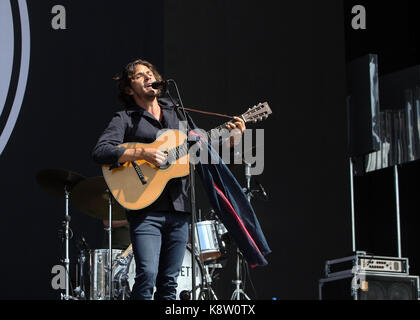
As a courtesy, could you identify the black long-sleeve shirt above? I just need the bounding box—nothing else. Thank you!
[92,97,194,213]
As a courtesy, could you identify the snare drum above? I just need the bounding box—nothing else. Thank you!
[194,220,229,262]
[194,220,221,261]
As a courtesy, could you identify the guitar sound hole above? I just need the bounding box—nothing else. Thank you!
[159,151,171,170]
[159,162,172,170]
[158,163,171,170]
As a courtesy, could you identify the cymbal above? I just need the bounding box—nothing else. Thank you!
[71,176,126,220]
[36,168,86,198]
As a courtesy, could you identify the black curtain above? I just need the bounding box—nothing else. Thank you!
[0,0,353,300]
[164,0,350,299]
[0,0,164,299]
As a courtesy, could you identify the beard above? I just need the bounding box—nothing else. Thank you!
[134,87,159,101]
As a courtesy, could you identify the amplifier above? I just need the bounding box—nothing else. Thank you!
[319,272,419,300]
[325,252,409,278]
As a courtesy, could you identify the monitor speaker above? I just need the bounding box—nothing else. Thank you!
[320,274,419,300]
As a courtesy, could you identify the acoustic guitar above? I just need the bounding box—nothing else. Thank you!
[102,102,272,211]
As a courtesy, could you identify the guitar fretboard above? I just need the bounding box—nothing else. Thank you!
[164,101,271,163]
[165,123,231,163]
[167,140,188,163]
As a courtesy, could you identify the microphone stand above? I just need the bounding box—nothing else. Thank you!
[165,80,199,300]
[107,190,113,300]
[231,162,252,300]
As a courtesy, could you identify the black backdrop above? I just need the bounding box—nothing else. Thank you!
[0,0,166,299]
[344,0,420,283]
[163,1,350,300]
[0,0,352,300]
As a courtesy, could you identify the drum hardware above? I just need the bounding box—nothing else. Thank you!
[71,176,127,299]
[104,245,203,300]
[74,249,87,300]
[111,244,134,300]
[191,209,232,300]
[179,290,192,300]
[205,263,224,270]
[193,209,229,263]
[74,236,89,300]
[89,249,126,300]
[254,179,269,201]
[106,189,114,300]
[201,265,218,300]
[194,220,223,262]
[37,168,220,300]
[36,168,85,300]
[206,209,229,255]
[113,264,133,299]
[112,254,134,300]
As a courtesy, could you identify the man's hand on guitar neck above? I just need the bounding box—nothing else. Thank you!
[226,116,246,147]
[118,148,168,167]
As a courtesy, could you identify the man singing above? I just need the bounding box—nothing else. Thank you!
[92,58,245,300]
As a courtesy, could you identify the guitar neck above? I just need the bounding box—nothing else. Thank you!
[206,117,245,140]
[168,101,271,160]
[208,121,232,134]
[165,120,236,163]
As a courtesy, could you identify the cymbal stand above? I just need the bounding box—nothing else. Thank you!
[230,162,252,300]
[61,185,72,300]
[106,189,113,300]
[202,265,218,300]
[74,249,87,300]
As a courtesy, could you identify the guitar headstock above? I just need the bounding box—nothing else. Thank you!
[241,102,272,123]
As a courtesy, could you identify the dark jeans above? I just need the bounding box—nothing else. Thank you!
[127,211,190,300]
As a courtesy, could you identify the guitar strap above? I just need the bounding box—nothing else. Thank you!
[181,106,234,120]
[172,102,234,124]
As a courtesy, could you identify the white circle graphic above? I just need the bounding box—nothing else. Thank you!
[0,1,14,117]
[0,0,30,156]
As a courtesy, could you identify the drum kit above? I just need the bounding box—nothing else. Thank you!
[36,168,242,300]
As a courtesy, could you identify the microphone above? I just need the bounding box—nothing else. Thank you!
[255,180,269,201]
[76,235,89,251]
[151,80,168,89]
[81,236,89,249]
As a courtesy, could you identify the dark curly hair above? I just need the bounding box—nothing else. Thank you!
[113,58,164,107]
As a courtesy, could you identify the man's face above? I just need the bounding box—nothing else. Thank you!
[128,64,158,100]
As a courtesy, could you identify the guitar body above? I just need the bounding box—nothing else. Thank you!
[102,129,189,211]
